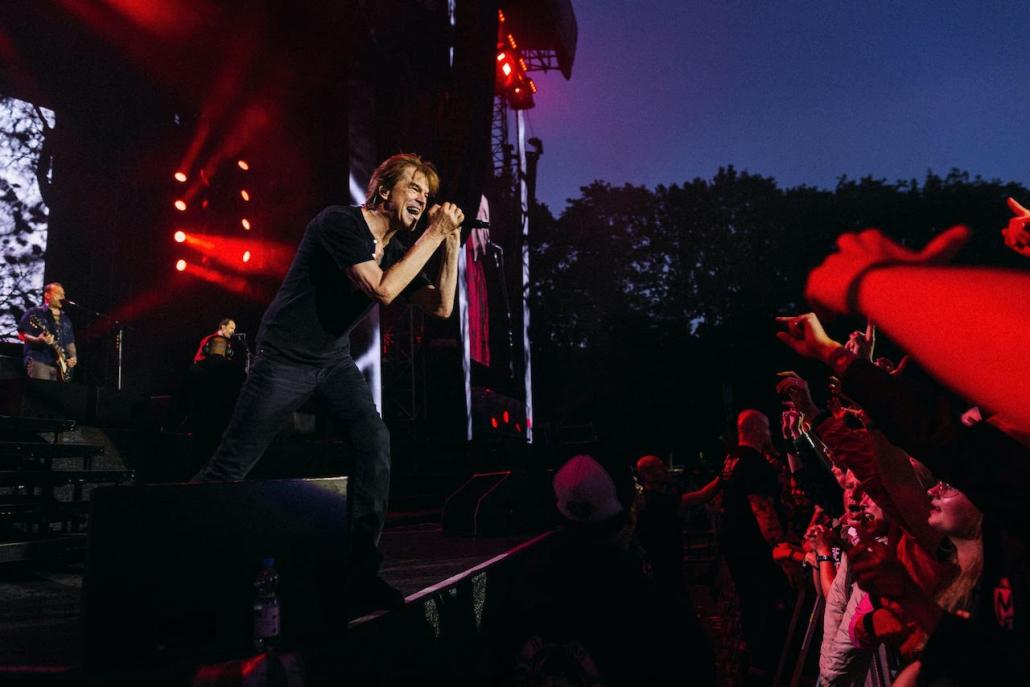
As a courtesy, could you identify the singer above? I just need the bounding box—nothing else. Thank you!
[17,282,78,381]
[193,153,463,615]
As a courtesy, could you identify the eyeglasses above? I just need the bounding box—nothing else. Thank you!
[929,480,960,498]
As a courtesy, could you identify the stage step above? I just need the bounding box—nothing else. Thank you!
[0,470,133,486]
[0,442,105,459]
[0,415,76,435]
[0,534,87,564]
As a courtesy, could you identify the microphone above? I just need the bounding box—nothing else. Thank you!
[462,219,490,230]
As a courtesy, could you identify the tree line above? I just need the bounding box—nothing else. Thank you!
[527,168,1029,470]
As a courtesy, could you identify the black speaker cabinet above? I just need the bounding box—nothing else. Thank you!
[82,478,349,674]
[442,470,557,536]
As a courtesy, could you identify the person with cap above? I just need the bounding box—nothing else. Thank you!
[483,454,715,686]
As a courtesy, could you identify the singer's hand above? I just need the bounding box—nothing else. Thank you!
[67,356,78,368]
[427,203,464,239]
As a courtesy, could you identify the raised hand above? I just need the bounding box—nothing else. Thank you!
[781,406,808,440]
[844,321,876,360]
[1001,197,1030,258]
[775,313,842,363]
[805,225,970,315]
[427,202,464,238]
[803,523,833,555]
[776,370,819,418]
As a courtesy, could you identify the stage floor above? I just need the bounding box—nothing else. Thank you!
[0,520,542,671]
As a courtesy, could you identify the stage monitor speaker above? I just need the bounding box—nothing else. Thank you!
[82,478,349,675]
[0,378,89,420]
[442,470,557,536]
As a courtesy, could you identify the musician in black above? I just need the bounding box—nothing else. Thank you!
[17,282,77,381]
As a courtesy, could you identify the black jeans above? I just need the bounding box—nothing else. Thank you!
[193,349,391,575]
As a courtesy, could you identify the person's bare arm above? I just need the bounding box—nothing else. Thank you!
[799,223,1030,429]
[680,475,721,508]
[409,232,460,318]
[347,203,463,305]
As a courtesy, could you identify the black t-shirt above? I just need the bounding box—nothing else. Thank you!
[256,205,431,364]
[718,444,780,561]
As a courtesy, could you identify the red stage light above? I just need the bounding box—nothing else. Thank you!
[237,160,250,171]
[175,259,187,271]
[503,410,510,423]
[502,63,512,77]
[490,417,499,429]
[241,218,251,230]
[174,230,186,243]
[240,189,251,201]
[529,78,538,94]
[174,171,187,183]
[174,199,187,211]
[498,9,505,23]
[242,250,251,263]
[507,34,517,49]
[497,52,506,62]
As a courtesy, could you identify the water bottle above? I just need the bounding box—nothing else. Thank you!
[253,557,280,652]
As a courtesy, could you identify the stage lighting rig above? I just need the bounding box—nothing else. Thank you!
[496,14,537,109]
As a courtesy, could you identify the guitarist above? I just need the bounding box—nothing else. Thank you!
[17,282,77,381]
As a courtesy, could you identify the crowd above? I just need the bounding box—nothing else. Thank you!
[504,197,1029,685]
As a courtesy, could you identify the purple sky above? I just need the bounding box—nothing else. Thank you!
[525,1,1030,213]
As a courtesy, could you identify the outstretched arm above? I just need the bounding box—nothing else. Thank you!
[680,475,721,509]
[803,225,1030,429]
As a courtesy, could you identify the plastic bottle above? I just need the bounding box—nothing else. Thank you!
[253,557,280,652]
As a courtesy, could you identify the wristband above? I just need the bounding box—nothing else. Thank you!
[845,261,902,314]
[816,554,834,564]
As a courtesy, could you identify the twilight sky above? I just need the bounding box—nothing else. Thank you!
[524,1,1030,213]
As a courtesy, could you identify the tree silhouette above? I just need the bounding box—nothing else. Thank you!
[528,168,1029,465]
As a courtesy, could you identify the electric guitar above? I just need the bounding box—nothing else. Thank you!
[29,315,72,382]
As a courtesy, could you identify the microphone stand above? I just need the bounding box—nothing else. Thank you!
[65,301,132,391]
[233,333,253,374]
